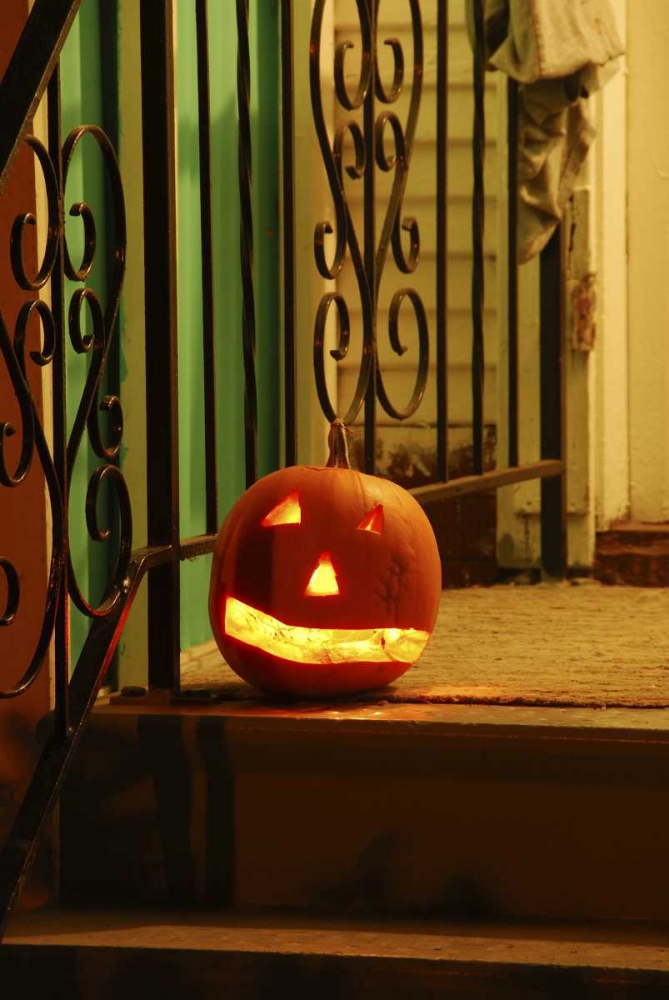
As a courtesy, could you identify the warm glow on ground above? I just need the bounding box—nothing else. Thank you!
[262,491,302,526]
[305,552,339,596]
[224,596,430,664]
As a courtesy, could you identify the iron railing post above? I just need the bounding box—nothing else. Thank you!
[540,228,567,577]
[281,0,297,468]
[237,0,259,488]
[507,79,519,469]
[195,0,219,536]
[471,0,486,476]
[436,0,449,482]
[140,0,181,691]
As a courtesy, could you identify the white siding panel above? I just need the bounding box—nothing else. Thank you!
[343,196,499,255]
[337,255,497,312]
[339,365,498,425]
[335,29,496,94]
[341,140,499,199]
[339,308,498,365]
[339,0,467,31]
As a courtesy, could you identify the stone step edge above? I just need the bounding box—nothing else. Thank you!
[99,694,669,742]
[4,908,669,978]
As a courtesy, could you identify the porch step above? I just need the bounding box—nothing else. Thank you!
[3,908,669,998]
[58,697,669,923]
[594,521,669,585]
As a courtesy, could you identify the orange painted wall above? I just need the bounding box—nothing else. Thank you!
[0,0,53,906]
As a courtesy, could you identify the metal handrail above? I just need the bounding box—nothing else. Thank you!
[0,0,81,191]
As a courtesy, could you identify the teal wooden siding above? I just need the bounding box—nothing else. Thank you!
[60,0,281,670]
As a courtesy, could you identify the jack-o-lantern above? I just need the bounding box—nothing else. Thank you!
[208,420,442,697]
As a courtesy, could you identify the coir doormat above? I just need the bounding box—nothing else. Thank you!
[180,582,669,710]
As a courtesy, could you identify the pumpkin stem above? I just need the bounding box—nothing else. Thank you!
[326,418,353,469]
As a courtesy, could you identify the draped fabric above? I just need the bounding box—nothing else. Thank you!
[466,0,623,261]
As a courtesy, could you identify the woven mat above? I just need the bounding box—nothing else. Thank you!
[181,582,669,709]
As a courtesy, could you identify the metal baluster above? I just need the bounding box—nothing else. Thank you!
[195,0,219,533]
[237,0,258,487]
[471,0,485,475]
[281,0,297,468]
[140,0,181,691]
[540,229,566,577]
[507,78,519,468]
[363,0,377,474]
[436,0,448,481]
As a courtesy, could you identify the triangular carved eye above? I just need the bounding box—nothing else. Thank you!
[261,491,301,527]
[357,504,384,534]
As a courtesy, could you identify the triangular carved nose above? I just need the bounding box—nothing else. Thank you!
[305,552,339,596]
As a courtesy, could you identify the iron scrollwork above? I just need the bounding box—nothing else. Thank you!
[311,0,429,430]
[0,123,130,697]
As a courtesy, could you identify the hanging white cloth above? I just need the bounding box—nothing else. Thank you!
[466,0,623,261]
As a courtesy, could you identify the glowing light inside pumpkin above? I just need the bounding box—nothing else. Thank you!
[262,491,301,527]
[358,504,384,534]
[225,596,430,664]
[305,551,339,596]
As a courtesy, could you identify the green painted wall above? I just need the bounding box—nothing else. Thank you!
[60,0,281,668]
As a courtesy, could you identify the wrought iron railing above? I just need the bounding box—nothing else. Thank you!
[0,0,565,937]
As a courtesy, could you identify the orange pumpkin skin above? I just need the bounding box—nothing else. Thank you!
[209,464,442,698]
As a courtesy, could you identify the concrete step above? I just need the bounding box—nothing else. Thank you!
[58,697,669,923]
[3,907,669,998]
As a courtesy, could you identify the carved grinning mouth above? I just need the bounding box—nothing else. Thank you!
[224,597,430,665]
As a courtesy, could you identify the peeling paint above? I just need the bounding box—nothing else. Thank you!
[571,273,597,352]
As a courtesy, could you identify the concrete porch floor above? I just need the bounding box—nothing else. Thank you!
[180,581,669,710]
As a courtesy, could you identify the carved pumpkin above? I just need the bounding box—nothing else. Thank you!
[209,421,442,697]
